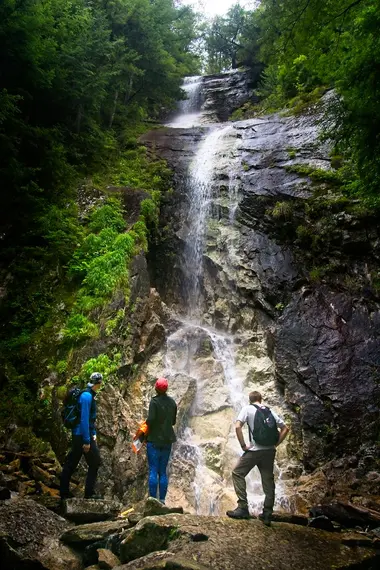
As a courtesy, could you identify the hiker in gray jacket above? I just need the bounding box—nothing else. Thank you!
[226,391,289,526]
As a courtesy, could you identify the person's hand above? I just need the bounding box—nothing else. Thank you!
[92,435,97,441]
[83,444,90,453]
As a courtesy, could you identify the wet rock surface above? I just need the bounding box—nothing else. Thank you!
[200,69,260,123]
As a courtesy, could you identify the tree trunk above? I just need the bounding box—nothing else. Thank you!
[109,90,119,128]
[76,103,83,134]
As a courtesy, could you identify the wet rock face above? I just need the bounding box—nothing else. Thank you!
[200,68,261,122]
[275,286,380,473]
[143,85,380,507]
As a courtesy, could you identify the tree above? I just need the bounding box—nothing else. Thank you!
[204,4,246,72]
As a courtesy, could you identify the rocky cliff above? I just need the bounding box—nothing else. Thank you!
[141,79,380,513]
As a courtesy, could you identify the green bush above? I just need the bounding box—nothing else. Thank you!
[79,353,121,384]
[88,199,126,233]
[271,201,294,219]
[62,313,99,343]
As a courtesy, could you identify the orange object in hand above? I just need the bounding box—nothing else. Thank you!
[132,420,149,453]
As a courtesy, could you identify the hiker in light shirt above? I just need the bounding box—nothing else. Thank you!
[227,390,289,526]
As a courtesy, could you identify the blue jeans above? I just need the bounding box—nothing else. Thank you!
[146,442,172,501]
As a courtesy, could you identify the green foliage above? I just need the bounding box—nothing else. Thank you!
[271,201,294,219]
[61,313,99,344]
[88,200,126,233]
[78,353,121,384]
[0,0,196,428]
[286,164,342,185]
[105,309,125,337]
[204,4,247,72]
[140,198,159,227]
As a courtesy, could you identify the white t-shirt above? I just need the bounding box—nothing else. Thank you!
[237,404,285,451]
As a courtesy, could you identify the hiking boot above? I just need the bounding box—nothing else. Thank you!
[258,513,272,527]
[226,507,250,519]
[84,493,104,500]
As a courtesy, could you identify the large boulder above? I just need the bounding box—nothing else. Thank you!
[0,498,81,570]
[61,519,132,545]
[117,513,379,569]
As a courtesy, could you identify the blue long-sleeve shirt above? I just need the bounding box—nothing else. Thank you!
[72,390,96,444]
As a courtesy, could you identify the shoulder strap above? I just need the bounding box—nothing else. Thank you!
[247,405,259,442]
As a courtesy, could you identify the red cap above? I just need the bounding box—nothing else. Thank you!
[155,377,168,393]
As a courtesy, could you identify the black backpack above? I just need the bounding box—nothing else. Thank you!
[61,387,83,429]
[248,404,279,446]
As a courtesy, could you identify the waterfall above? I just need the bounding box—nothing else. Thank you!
[156,75,289,516]
[167,76,203,128]
[184,125,234,317]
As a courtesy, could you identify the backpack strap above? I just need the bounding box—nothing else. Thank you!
[247,404,260,442]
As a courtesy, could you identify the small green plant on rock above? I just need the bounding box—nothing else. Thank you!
[79,353,121,385]
[105,309,125,337]
[286,147,297,159]
[286,164,342,185]
[271,201,294,219]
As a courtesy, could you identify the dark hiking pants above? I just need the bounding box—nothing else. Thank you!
[232,449,276,515]
[60,435,101,497]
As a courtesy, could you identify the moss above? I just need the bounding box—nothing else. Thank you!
[285,86,328,115]
[8,427,54,457]
[287,149,297,159]
[286,163,342,185]
[230,101,259,121]
[309,261,342,282]
[105,309,125,337]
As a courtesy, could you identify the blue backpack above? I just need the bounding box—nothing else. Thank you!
[61,387,83,429]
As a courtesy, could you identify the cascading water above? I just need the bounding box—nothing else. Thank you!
[184,125,234,317]
[155,76,290,515]
[167,76,203,128]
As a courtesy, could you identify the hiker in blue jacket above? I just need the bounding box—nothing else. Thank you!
[60,373,103,499]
